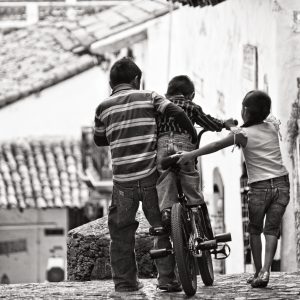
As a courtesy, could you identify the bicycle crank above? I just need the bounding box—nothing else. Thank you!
[211,244,231,260]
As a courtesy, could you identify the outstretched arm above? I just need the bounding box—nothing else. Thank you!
[193,105,236,131]
[178,132,247,164]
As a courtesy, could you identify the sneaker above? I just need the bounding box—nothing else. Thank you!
[158,281,182,292]
[251,271,269,288]
[246,273,258,284]
[161,208,171,231]
[115,281,144,292]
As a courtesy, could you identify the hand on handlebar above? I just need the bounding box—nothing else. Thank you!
[224,118,238,130]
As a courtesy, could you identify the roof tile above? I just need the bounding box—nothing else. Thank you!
[0,139,94,209]
[0,0,171,108]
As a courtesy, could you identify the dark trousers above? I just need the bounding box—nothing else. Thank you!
[108,171,176,290]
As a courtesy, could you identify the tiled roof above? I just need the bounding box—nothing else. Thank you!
[0,0,170,108]
[168,0,226,7]
[0,138,90,209]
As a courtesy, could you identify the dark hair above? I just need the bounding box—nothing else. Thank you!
[109,57,142,87]
[241,90,271,127]
[166,75,195,98]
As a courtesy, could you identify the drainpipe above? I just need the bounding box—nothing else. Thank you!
[167,2,174,82]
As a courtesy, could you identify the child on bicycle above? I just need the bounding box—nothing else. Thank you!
[156,75,235,229]
[177,90,290,288]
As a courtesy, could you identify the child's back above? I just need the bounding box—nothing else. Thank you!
[241,122,288,183]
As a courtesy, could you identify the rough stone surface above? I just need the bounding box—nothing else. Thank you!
[1,272,300,299]
[67,210,157,281]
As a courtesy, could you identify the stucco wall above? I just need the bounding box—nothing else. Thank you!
[145,0,299,272]
[0,67,109,140]
[0,208,67,283]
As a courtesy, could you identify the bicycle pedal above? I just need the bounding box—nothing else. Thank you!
[149,226,166,236]
[211,243,231,260]
[149,248,173,259]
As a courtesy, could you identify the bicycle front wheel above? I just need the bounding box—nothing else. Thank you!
[171,203,197,296]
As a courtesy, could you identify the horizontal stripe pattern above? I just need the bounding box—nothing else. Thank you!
[110,134,156,150]
[100,101,153,121]
[114,166,157,182]
[94,84,170,182]
[106,118,156,137]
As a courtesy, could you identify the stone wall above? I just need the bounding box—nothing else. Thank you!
[67,210,157,281]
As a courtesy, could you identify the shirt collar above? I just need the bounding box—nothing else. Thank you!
[167,94,188,102]
[111,83,135,95]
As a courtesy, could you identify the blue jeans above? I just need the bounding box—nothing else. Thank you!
[247,174,290,237]
[156,132,204,211]
[108,171,176,290]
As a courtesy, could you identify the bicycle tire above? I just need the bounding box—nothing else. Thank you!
[171,203,197,296]
[196,209,214,286]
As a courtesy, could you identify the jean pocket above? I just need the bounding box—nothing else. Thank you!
[247,189,266,206]
[276,187,290,207]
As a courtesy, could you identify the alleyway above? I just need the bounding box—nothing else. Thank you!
[0,272,299,299]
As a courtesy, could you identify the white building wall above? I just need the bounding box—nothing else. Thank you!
[273,0,300,271]
[145,0,299,272]
[0,208,67,283]
[0,67,109,141]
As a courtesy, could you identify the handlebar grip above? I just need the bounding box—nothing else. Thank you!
[215,233,232,243]
[233,119,238,126]
[161,154,181,170]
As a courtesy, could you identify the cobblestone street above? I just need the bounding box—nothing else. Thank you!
[0,272,300,299]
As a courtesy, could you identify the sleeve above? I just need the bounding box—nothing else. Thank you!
[230,127,247,150]
[93,105,109,146]
[151,91,171,113]
[193,104,224,132]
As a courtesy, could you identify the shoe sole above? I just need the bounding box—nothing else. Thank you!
[158,286,182,292]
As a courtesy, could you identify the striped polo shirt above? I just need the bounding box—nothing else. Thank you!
[94,84,171,182]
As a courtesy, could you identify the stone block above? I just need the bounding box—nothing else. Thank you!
[67,210,157,281]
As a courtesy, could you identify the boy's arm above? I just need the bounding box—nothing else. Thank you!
[178,132,247,164]
[193,105,235,131]
[93,105,109,146]
[152,92,197,143]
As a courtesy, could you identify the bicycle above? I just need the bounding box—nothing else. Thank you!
[149,130,232,296]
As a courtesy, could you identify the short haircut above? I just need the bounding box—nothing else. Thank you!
[242,90,271,127]
[109,57,142,87]
[166,75,195,97]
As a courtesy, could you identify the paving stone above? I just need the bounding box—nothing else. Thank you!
[1,272,300,299]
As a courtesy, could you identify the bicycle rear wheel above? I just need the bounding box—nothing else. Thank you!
[171,203,197,296]
[196,208,214,286]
